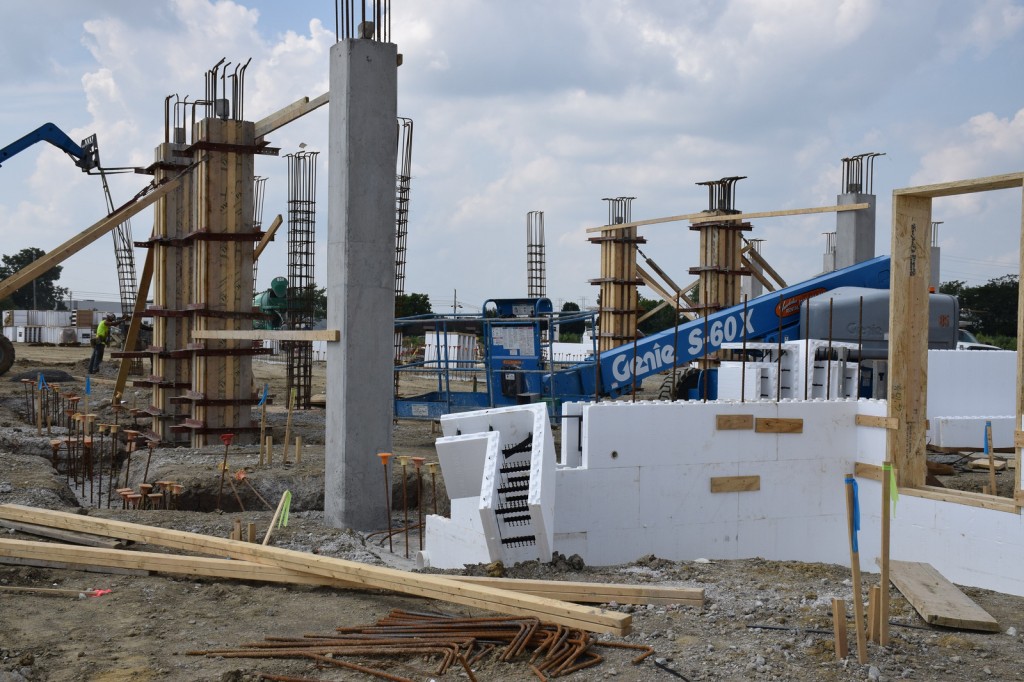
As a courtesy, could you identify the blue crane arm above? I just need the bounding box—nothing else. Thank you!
[0,123,95,170]
[547,255,892,398]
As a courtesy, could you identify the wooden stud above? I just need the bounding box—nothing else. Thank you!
[252,214,283,261]
[709,476,760,493]
[449,577,703,606]
[282,388,295,464]
[855,414,898,430]
[832,598,849,660]
[986,421,998,496]
[0,536,695,607]
[866,585,880,643]
[716,414,753,430]
[892,172,1023,198]
[886,194,931,487]
[191,329,340,342]
[585,202,869,234]
[254,92,329,138]
[754,418,803,433]
[844,478,869,664]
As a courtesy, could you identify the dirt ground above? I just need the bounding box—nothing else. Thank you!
[2,344,1024,682]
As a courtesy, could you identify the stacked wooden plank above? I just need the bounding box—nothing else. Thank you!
[0,504,703,635]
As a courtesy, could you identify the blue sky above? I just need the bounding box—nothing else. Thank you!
[0,0,1022,313]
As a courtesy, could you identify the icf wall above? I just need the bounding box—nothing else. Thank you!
[555,399,872,566]
[427,397,1024,597]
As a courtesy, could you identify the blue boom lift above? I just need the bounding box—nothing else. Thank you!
[0,123,101,375]
[394,255,897,418]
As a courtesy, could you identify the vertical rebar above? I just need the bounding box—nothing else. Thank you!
[804,300,810,400]
[378,452,393,552]
[857,296,864,398]
[741,296,748,403]
[776,295,783,401]
[827,298,834,400]
[284,150,319,410]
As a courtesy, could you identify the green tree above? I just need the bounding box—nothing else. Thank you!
[637,295,677,335]
[311,286,327,320]
[559,301,586,338]
[395,292,432,317]
[941,275,1018,339]
[0,247,69,310]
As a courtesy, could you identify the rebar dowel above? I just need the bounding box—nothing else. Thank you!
[428,462,438,516]
[399,456,410,559]
[378,452,394,552]
[412,457,425,552]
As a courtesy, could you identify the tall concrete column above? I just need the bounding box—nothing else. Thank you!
[835,192,876,269]
[325,38,398,530]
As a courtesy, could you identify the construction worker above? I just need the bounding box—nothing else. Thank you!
[88,312,118,374]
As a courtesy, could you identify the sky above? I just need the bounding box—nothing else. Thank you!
[0,0,1022,314]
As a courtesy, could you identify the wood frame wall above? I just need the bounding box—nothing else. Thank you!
[886,172,1024,508]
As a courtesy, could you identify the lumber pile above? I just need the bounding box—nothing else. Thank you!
[0,504,704,635]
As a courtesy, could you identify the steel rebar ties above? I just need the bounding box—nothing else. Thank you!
[336,1,391,42]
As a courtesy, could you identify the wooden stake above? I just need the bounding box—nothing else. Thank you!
[880,463,892,646]
[282,387,296,464]
[258,399,267,466]
[231,518,242,541]
[295,436,302,464]
[845,476,868,664]
[36,377,43,436]
[265,436,273,467]
[247,522,256,543]
[262,491,289,545]
[986,421,997,496]
[832,598,849,660]
[867,585,880,643]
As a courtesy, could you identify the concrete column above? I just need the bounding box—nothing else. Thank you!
[325,39,398,530]
[835,193,876,269]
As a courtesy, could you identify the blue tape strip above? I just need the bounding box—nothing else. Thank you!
[845,476,860,553]
[984,420,992,454]
[258,383,269,406]
[85,375,91,396]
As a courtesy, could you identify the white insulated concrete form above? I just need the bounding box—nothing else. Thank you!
[422,352,1024,597]
[325,38,398,530]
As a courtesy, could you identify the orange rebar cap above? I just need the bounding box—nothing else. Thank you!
[377,452,392,464]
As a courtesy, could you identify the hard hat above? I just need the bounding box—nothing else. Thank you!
[105,312,116,321]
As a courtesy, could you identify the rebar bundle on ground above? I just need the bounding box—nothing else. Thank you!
[189,608,655,681]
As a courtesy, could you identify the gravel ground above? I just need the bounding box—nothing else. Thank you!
[1,346,1023,681]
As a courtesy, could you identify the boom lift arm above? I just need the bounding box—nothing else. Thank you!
[0,123,98,171]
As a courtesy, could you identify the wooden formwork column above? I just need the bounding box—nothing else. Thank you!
[689,217,752,368]
[589,227,645,354]
[151,142,193,443]
[189,118,256,447]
